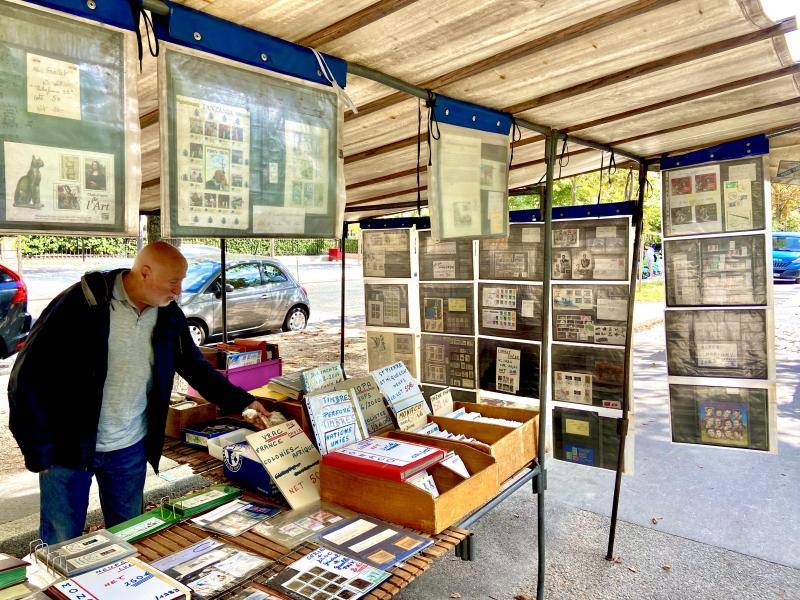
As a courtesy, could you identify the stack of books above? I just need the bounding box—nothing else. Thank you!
[165,485,242,518]
[265,371,308,400]
[321,437,447,482]
[0,554,28,592]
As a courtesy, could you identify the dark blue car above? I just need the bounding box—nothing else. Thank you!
[773,232,800,283]
[0,263,31,358]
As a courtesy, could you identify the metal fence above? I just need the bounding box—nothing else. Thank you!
[14,235,358,259]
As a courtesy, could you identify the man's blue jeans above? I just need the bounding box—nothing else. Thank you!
[39,439,147,544]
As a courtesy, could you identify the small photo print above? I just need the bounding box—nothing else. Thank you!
[190,168,203,183]
[84,158,107,191]
[218,194,230,209]
[670,206,693,225]
[60,155,79,181]
[204,193,217,208]
[190,119,203,135]
[218,123,231,140]
[231,173,244,188]
[694,203,718,223]
[232,126,244,142]
[204,120,218,137]
[231,196,243,210]
[190,142,204,159]
[453,201,473,227]
[670,176,692,195]
[232,149,243,165]
[480,163,495,187]
[699,401,748,446]
[694,173,717,192]
[190,191,203,207]
[56,184,80,210]
[299,159,315,181]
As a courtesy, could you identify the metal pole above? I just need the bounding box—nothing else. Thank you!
[142,0,169,16]
[605,160,648,560]
[220,238,228,344]
[535,129,558,600]
[339,222,347,374]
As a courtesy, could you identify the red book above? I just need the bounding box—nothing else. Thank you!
[322,437,447,481]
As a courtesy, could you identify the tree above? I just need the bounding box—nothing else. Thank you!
[772,183,800,231]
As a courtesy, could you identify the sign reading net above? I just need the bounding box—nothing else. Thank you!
[0,0,139,234]
[160,47,345,238]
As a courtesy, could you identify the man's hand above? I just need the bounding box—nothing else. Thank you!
[244,399,270,415]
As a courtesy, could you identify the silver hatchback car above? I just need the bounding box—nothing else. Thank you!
[179,254,310,345]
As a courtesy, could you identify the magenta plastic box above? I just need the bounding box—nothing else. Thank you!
[188,357,283,396]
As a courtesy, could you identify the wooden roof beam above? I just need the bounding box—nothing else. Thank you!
[295,0,420,48]
[504,18,796,114]
[346,0,682,121]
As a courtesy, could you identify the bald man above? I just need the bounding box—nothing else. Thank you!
[9,242,268,544]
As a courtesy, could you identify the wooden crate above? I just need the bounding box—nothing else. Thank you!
[320,431,498,534]
[427,401,540,482]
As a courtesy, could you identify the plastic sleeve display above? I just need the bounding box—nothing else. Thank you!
[158,44,345,238]
[552,407,622,471]
[551,217,629,281]
[428,122,510,242]
[479,223,544,281]
[0,0,140,235]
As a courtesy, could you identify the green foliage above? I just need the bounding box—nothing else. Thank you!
[508,169,663,244]
[635,278,665,303]
[772,183,800,232]
[17,235,136,257]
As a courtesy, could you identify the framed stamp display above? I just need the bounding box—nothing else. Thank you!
[418,230,473,281]
[365,283,410,329]
[419,283,475,335]
[477,338,540,398]
[420,334,476,389]
[552,284,628,345]
[551,344,625,409]
[363,229,413,278]
[477,282,542,340]
[551,217,629,281]
[478,223,544,281]
[0,0,140,234]
[553,407,621,471]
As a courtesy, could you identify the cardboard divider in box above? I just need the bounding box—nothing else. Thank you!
[248,388,314,442]
[431,401,540,482]
[165,396,218,439]
[320,431,499,535]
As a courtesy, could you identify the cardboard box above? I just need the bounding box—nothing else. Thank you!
[246,392,314,442]
[165,396,217,439]
[428,402,540,482]
[181,418,249,448]
[320,431,499,534]
[222,442,280,497]
[207,427,252,460]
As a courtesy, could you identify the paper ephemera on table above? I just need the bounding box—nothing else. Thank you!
[666,165,722,235]
[5,141,115,225]
[175,95,250,230]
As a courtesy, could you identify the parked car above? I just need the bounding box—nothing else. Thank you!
[0,263,32,358]
[772,231,800,283]
[180,254,310,345]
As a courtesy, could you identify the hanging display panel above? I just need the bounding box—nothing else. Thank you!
[364,283,410,329]
[363,229,413,278]
[665,309,768,379]
[477,282,543,340]
[551,218,629,281]
[365,330,417,378]
[551,344,624,409]
[428,122,510,241]
[553,407,621,470]
[552,284,628,345]
[662,157,765,237]
[418,230,473,281]
[160,47,344,238]
[478,223,544,281]
[669,384,772,451]
[664,234,768,306]
[0,0,139,234]
[419,283,475,335]
[477,338,540,398]
[420,334,476,389]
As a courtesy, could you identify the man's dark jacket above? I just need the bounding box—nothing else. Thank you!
[8,269,253,473]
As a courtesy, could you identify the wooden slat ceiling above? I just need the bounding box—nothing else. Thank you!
[135,0,800,218]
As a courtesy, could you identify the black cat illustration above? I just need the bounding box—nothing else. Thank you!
[14,155,45,208]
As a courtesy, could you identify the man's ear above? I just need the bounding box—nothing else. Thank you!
[141,264,152,279]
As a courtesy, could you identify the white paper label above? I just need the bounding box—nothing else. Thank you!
[27,53,81,120]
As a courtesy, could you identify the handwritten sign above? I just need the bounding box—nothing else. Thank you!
[305,390,368,455]
[395,397,429,432]
[334,376,394,434]
[373,361,421,406]
[496,347,521,394]
[429,387,454,416]
[27,53,81,120]
[246,420,321,509]
[303,363,344,393]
